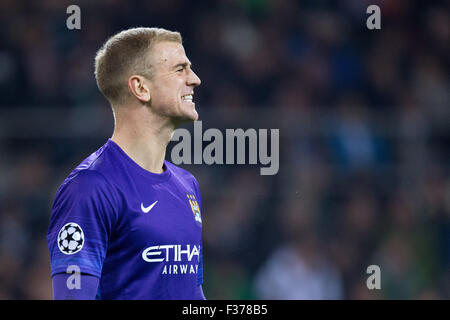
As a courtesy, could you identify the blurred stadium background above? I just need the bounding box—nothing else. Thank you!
[0,0,448,299]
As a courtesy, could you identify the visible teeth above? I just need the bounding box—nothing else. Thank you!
[182,95,193,102]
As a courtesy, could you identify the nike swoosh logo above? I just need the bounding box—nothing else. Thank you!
[141,201,158,213]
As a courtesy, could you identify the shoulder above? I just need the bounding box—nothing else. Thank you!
[62,169,110,194]
[165,161,202,199]
[56,147,117,201]
[51,164,121,224]
[52,169,118,214]
[165,160,199,184]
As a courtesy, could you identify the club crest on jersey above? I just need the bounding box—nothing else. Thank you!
[187,194,202,224]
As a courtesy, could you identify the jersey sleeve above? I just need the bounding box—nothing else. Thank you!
[52,273,100,300]
[47,170,120,278]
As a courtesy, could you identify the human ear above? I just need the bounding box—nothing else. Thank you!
[128,75,151,103]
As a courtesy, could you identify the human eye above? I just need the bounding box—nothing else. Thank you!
[175,63,190,73]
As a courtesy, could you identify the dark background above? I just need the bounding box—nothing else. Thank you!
[0,0,448,299]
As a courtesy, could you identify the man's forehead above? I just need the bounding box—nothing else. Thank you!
[150,41,190,67]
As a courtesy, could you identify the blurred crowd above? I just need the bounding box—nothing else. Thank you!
[0,0,448,299]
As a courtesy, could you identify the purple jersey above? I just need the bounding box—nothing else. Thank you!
[47,139,204,300]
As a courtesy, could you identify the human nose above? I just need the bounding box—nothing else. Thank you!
[187,69,201,87]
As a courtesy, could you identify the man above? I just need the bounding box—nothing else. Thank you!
[47,27,204,299]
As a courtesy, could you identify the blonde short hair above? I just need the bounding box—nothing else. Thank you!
[94,27,182,105]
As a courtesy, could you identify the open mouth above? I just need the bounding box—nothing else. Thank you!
[181,94,194,103]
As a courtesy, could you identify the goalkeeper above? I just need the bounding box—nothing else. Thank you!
[47,27,205,300]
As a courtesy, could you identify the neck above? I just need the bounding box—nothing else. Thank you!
[111,105,176,174]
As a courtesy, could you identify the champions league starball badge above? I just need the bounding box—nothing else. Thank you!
[57,222,84,255]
